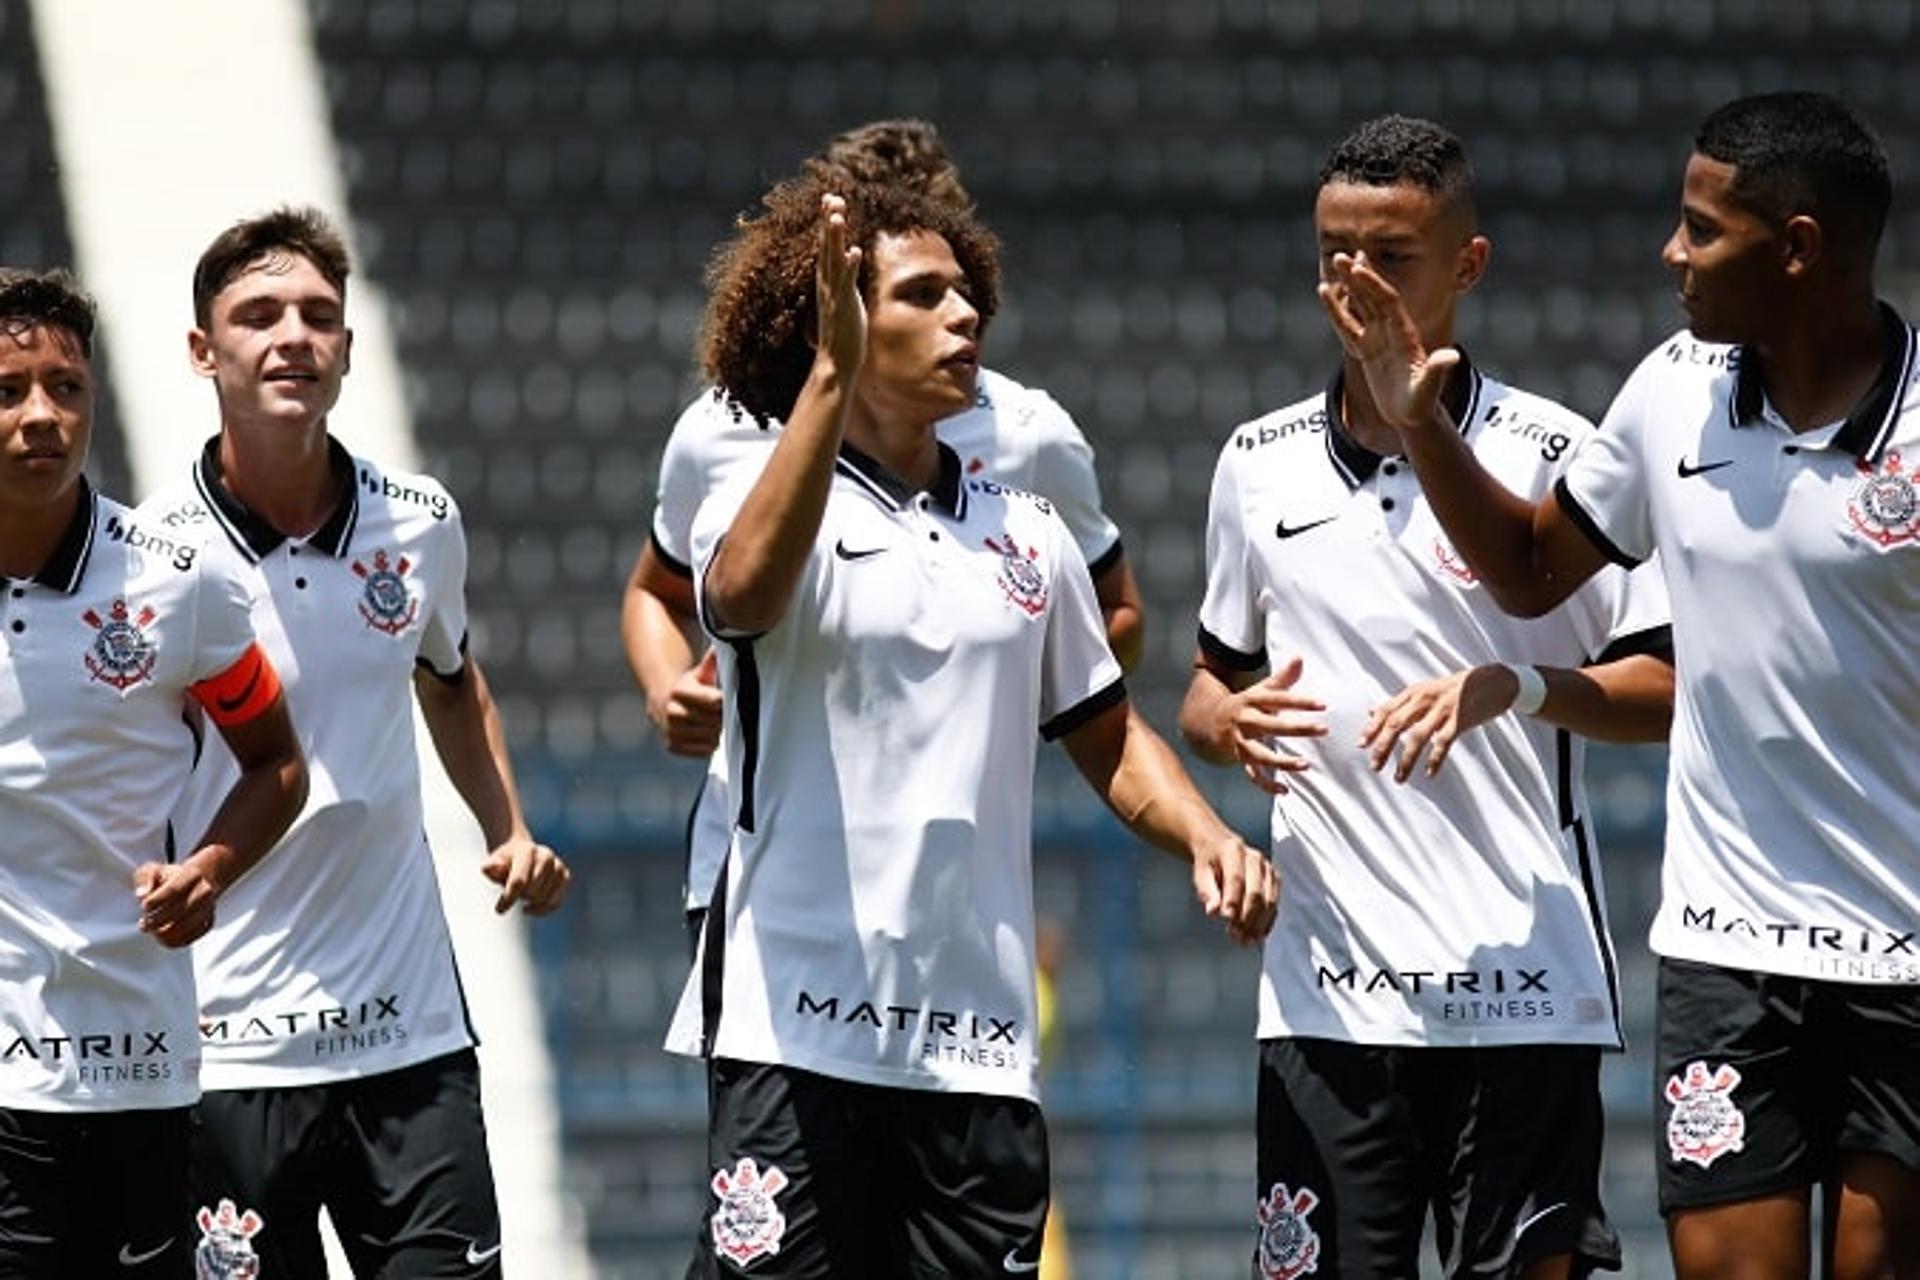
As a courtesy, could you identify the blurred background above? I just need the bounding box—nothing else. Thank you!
[9,1,1918,1275]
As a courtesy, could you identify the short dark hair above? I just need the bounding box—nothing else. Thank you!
[0,268,96,358]
[1318,114,1476,221]
[699,173,1000,426]
[192,206,352,327]
[804,118,972,212]
[1695,92,1891,257]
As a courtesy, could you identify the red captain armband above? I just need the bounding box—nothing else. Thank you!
[189,643,283,728]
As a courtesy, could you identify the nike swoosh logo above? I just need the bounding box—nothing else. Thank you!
[1003,1248,1041,1273]
[466,1240,504,1266]
[834,539,887,561]
[1677,457,1734,478]
[1513,1200,1567,1241]
[118,1237,174,1266]
[214,662,262,714]
[1275,516,1336,540]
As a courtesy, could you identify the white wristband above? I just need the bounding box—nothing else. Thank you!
[1504,663,1548,716]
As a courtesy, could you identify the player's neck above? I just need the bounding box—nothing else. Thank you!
[1750,293,1886,432]
[0,482,83,581]
[214,415,343,538]
[844,409,940,493]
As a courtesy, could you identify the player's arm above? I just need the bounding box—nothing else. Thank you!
[704,195,862,636]
[1178,651,1328,795]
[1091,551,1145,673]
[413,655,570,915]
[1362,643,1676,782]
[1319,251,1608,617]
[136,645,307,949]
[1063,698,1277,945]
[620,539,722,756]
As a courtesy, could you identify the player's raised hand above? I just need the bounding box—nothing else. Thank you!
[815,193,865,378]
[1317,250,1460,434]
[1362,663,1521,782]
[1217,655,1328,795]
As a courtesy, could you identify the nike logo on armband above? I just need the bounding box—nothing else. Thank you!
[214,664,262,715]
[1677,457,1734,478]
[834,539,887,561]
[1275,516,1336,540]
[465,1239,504,1266]
[1002,1248,1041,1274]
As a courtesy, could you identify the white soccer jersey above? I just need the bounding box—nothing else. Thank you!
[1199,359,1670,1048]
[1559,309,1920,985]
[649,369,1124,912]
[663,442,1123,1102]
[142,440,477,1087]
[0,484,257,1111]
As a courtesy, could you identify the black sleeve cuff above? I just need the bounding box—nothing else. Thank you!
[1041,676,1127,742]
[651,528,694,579]
[1197,624,1265,674]
[1595,624,1674,664]
[1086,536,1125,581]
[414,631,471,685]
[1553,477,1640,570]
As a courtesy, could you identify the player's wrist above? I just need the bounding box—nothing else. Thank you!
[1501,663,1548,716]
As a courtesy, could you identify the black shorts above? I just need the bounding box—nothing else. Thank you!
[0,1106,192,1278]
[1254,1037,1620,1279]
[190,1048,502,1279]
[697,1057,1049,1279]
[1654,957,1920,1213]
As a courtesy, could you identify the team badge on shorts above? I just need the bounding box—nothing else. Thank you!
[709,1156,789,1268]
[984,534,1047,616]
[1255,1181,1322,1279]
[82,599,158,689]
[352,549,419,635]
[1845,450,1920,550]
[1664,1060,1747,1168]
[193,1198,265,1279]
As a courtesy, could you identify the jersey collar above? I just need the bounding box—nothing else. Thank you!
[835,440,968,518]
[1322,351,1480,489]
[1730,303,1915,462]
[18,477,98,594]
[193,435,360,563]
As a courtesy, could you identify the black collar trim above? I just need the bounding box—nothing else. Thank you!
[834,441,967,518]
[1322,351,1480,489]
[1730,303,1914,461]
[28,478,98,594]
[194,436,359,562]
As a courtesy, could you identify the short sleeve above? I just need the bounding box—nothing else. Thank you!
[188,537,262,683]
[1559,359,1658,567]
[415,493,470,679]
[651,391,733,576]
[1024,389,1123,573]
[689,473,757,642]
[1194,447,1266,671]
[1037,518,1125,740]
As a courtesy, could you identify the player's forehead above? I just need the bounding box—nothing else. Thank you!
[0,320,88,372]
[1313,178,1449,239]
[211,250,343,311]
[869,228,962,284]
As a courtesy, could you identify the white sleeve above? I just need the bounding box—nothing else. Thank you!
[1559,356,1658,567]
[1025,389,1123,572]
[650,391,729,575]
[1195,446,1265,671]
[1037,516,1125,740]
[689,474,772,643]
[416,494,470,678]
[187,536,262,682]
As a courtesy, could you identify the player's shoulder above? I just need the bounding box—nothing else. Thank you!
[1634,327,1741,386]
[1220,390,1327,461]
[944,367,1076,452]
[1471,372,1596,466]
[962,471,1064,535]
[118,487,222,577]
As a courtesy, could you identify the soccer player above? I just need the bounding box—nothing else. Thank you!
[667,177,1275,1278]
[140,209,570,1278]
[1323,92,1920,1279]
[621,118,1143,948]
[0,269,305,1277]
[1181,117,1675,1279]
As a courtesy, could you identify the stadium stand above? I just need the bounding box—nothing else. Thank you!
[300,2,1914,1275]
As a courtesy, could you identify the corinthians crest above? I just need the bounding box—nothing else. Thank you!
[82,599,158,689]
[352,549,418,635]
[983,533,1047,616]
[1665,1060,1746,1169]
[1255,1181,1322,1279]
[194,1197,264,1279]
[1846,449,1920,550]
[709,1157,789,1268]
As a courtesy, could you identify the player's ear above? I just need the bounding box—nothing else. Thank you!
[187,328,216,379]
[1779,214,1821,279]
[1455,235,1491,295]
